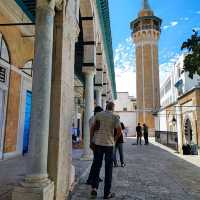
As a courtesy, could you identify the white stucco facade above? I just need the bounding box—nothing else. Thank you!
[160,54,200,108]
[158,53,200,154]
[115,92,137,136]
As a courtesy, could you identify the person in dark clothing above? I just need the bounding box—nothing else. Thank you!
[143,123,149,145]
[86,106,103,185]
[120,122,125,130]
[113,122,125,167]
[136,123,142,145]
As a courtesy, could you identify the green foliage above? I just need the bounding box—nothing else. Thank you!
[181,30,200,79]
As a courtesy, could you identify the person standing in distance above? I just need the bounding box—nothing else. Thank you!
[136,123,142,145]
[90,102,121,199]
[143,123,149,145]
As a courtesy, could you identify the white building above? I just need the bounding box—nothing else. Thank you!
[114,92,137,136]
[174,54,200,96]
[160,54,200,108]
[158,54,200,154]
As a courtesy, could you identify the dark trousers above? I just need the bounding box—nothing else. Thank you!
[113,143,124,165]
[137,132,142,144]
[87,149,99,183]
[144,133,149,144]
[91,145,113,196]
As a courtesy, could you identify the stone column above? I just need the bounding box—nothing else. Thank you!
[102,96,107,111]
[82,69,95,160]
[48,3,79,199]
[12,4,55,200]
[176,105,183,154]
[95,87,102,107]
[74,98,79,128]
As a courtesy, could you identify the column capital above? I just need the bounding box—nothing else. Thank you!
[82,67,96,75]
[95,86,103,91]
[55,0,64,10]
[36,3,56,20]
[37,0,56,10]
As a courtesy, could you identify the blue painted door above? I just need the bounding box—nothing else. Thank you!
[23,91,32,154]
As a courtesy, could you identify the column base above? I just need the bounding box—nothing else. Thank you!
[69,165,76,192]
[12,178,54,200]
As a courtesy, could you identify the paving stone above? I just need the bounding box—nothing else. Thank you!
[0,156,29,199]
[70,138,200,200]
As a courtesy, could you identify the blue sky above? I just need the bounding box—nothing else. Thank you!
[109,0,200,96]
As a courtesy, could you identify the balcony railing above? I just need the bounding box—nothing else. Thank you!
[133,25,161,33]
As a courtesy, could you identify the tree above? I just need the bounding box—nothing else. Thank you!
[181,30,200,79]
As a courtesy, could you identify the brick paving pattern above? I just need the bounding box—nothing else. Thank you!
[70,138,200,200]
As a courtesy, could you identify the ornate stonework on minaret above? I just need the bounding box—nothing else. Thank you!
[130,0,162,133]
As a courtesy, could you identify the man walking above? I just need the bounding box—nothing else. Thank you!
[90,102,121,199]
[86,106,103,185]
[136,123,142,145]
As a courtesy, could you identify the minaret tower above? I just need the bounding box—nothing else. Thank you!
[130,0,162,133]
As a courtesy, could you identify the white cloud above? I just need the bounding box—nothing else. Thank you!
[180,17,189,21]
[159,52,181,84]
[114,37,136,97]
[162,21,178,31]
[193,27,200,31]
[170,21,178,27]
[196,11,200,14]
[163,25,169,30]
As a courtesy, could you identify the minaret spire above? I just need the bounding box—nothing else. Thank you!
[142,0,151,10]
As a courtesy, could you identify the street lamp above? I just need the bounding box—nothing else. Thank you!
[172,115,177,126]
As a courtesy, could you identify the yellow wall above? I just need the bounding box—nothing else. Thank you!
[0,13,34,153]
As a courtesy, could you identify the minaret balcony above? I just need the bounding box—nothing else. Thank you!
[132,24,161,33]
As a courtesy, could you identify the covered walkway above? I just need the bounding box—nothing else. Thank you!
[70,138,200,200]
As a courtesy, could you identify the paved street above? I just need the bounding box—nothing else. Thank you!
[0,156,29,200]
[70,138,200,200]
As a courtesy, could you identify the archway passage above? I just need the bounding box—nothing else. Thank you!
[73,11,84,146]
[184,118,193,144]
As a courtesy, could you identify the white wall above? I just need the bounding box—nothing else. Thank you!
[115,92,136,112]
[116,111,137,137]
[184,72,200,92]
[160,70,177,107]
[174,54,200,95]
[158,110,167,131]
